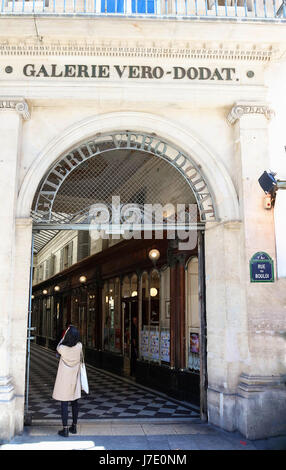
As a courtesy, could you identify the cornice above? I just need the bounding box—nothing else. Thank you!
[0,42,274,61]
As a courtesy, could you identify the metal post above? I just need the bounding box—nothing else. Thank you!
[24,232,35,425]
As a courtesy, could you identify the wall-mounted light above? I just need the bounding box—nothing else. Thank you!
[259,170,286,192]
[131,290,138,297]
[31,295,35,300]
[150,287,158,297]
[79,275,87,283]
[258,170,286,210]
[148,249,160,264]
[42,289,48,295]
[54,285,60,292]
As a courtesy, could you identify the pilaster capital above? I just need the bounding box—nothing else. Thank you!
[0,96,30,120]
[227,101,274,126]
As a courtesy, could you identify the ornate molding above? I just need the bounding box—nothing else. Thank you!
[0,97,30,120]
[0,42,273,61]
[227,102,274,125]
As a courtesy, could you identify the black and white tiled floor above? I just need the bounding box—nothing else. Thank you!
[26,343,199,422]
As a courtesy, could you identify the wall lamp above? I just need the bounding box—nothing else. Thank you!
[54,285,60,292]
[148,249,160,265]
[42,289,48,295]
[79,275,87,283]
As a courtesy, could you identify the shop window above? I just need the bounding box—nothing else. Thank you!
[71,294,79,330]
[139,268,171,365]
[31,297,40,337]
[141,271,149,328]
[46,296,53,339]
[121,274,138,358]
[186,257,200,371]
[150,269,160,324]
[42,297,47,338]
[103,277,122,353]
[122,275,131,298]
[87,288,96,348]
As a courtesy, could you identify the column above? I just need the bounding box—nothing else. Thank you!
[205,218,247,432]
[226,101,286,439]
[11,217,33,434]
[0,97,30,441]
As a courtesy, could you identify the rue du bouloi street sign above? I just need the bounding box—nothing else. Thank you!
[250,252,274,283]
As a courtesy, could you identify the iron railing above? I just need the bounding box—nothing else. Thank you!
[0,0,285,19]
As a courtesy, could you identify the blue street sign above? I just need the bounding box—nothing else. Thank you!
[250,252,274,283]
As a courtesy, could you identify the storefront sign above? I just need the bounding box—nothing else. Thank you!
[2,63,240,82]
[250,252,274,283]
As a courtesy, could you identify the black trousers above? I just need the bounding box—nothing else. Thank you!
[60,400,79,427]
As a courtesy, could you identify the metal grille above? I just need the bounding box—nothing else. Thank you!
[31,132,213,253]
[52,149,195,219]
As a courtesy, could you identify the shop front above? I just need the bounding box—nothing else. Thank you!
[31,234,201,406]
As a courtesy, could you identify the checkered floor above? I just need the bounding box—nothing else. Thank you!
[26,343,199,422]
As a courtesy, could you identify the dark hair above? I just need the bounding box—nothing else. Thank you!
[61,325,81,347]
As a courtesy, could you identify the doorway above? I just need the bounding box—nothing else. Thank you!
[25,129,212,424]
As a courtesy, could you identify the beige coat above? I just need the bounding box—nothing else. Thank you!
[52,342,82,402]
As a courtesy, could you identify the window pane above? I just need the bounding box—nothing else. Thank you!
[101,0,124,13]
[150,269,159,324]
[186,257,200,371]
[132,0,155,13]
[141,272,149,328]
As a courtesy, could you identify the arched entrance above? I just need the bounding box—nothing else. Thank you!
[14,113,240,431]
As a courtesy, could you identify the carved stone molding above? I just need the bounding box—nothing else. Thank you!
[238,373,286,396]
[0,42,273,61]
[0,97,30,120]
[227,102,274,125]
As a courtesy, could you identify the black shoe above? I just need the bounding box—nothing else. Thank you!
[58,427,69,437]
[69,424,77,434]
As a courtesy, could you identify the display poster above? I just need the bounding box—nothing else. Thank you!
[190,333,200,354]
[160,330,170,362]
[149,329,160,361]
[140,329,149,359]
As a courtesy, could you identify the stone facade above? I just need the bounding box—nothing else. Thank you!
[0,9,286,442]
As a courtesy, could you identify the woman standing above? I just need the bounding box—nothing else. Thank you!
[52,325,82,437]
